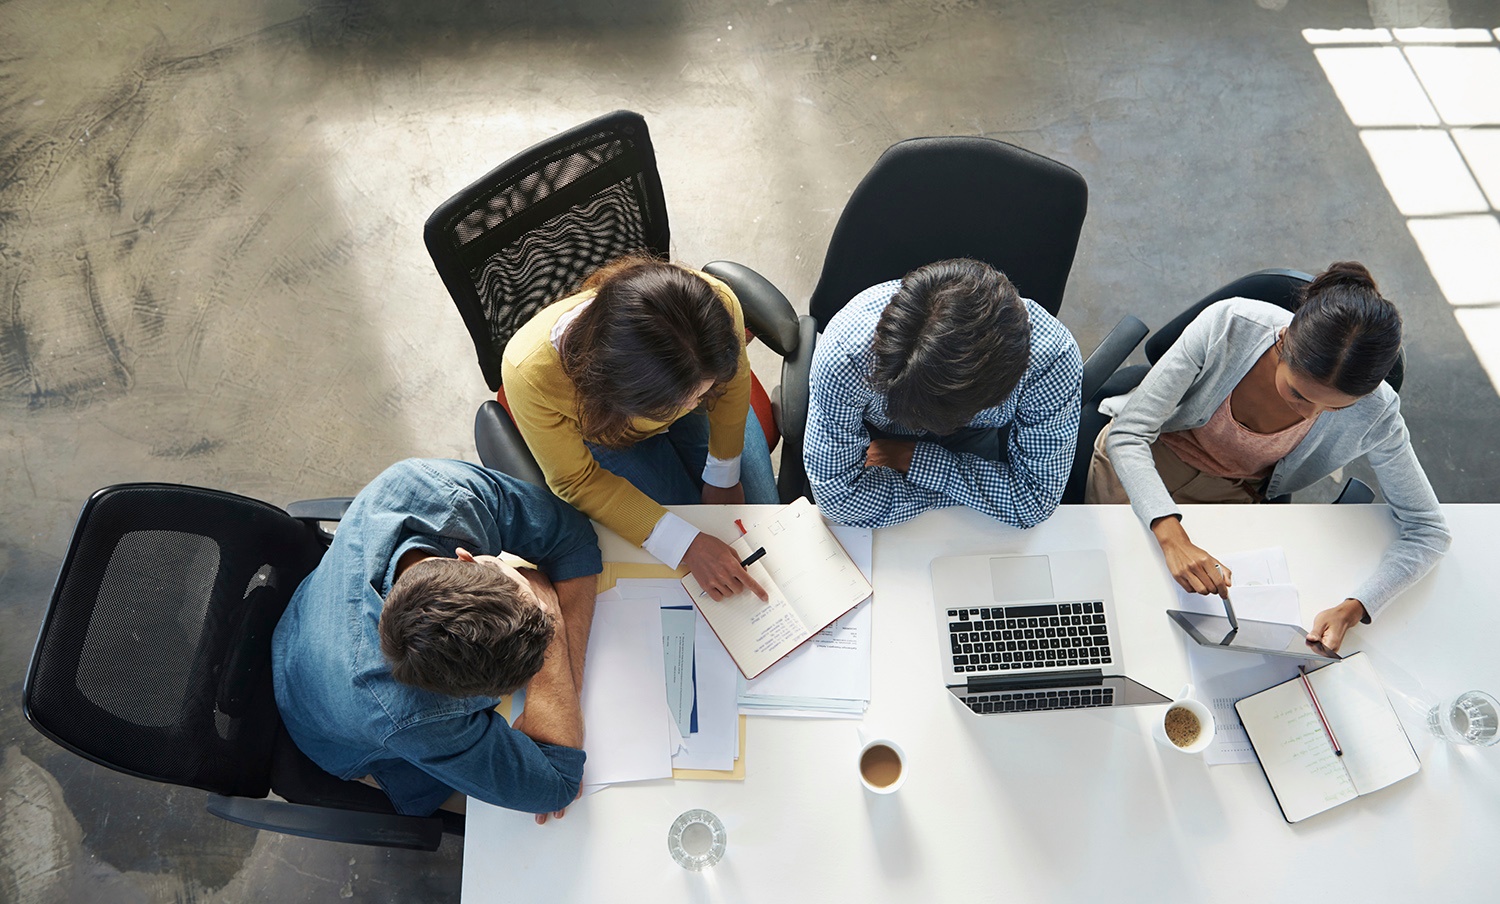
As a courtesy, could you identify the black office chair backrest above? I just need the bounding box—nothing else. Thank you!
[806,136,1088,330]
[424,110,671,391]
[24,484,325,798]
[1143,268,1404,393]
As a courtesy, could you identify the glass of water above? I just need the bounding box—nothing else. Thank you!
[666,809,726,870]
[1427,690,1500,747]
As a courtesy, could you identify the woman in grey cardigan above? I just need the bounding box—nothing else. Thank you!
[1087,263,1450,652]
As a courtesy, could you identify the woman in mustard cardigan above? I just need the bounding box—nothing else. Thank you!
[502,256,778,601]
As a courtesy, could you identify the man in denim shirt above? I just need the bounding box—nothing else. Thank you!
[272,458,602,822]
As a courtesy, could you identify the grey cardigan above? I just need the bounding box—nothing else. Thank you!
[1105,298,1450,618]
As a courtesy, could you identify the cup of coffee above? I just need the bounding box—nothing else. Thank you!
[858,738,906,794]
[1157,685,1215,755]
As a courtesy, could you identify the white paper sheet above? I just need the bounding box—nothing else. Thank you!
[1174,548,1305,765]
[576,590,673,787]
[614,578,740,770]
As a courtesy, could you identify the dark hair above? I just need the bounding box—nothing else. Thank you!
[1281,261,1402,397]
[870,259,1031,435]
[561,256,742,448]
[379,558,554,697]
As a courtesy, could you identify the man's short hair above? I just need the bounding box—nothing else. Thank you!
[379,558,554,698]
[869,258,1032,435]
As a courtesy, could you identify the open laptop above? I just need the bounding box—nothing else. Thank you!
[931,549,1170,715]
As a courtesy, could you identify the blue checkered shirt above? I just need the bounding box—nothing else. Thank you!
[805,280,1083,529]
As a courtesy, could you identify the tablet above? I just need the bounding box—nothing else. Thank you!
[1165,610,1342,662]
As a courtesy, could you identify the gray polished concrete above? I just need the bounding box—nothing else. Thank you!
[4,0,1498,901]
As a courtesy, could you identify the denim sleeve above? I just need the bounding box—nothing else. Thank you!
[385,710,586,815]
[405,459,603,582]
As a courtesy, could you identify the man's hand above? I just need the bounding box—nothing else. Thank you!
[681,532,767,601]
[701,482,746,506]
[1307,599,1366,652]
[534,787,583,826]
[865,439,916,474]
[1150,516,1232,597]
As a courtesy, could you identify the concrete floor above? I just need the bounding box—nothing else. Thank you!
[3,0,1498,901]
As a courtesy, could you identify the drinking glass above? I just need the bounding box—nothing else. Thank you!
[667,809,726,870]
[1426,690,1500,747]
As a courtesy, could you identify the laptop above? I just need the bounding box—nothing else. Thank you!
[931,549,1170,715]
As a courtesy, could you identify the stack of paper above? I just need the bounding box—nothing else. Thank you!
[612,578,741,772]
[736,524,874,719]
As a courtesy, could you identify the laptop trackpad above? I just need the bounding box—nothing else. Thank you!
[989,555,1054,603]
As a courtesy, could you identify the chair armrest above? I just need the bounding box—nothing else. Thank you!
[1081,315,1148,405]
[702,260,800,358]
[285,498,354,522]
[778,316,818,445]
[206,794,445,851]
[475,400,548,488]
[1333,477,1375,505]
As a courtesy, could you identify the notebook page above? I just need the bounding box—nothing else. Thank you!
[742,498,873,630]
[683,564,809,679]
[1307,653,1419,796]
[1236,680,1357,822]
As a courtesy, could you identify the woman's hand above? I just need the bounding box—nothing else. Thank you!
[681,532,767,601]
[1307,599,1366,653]
[1150,516,1232,597]
[701,482,746,506]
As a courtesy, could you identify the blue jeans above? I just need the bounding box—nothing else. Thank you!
[588,408,779,505]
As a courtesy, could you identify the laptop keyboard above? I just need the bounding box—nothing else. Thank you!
[947,602,1112,673]
[962,687,1116,714]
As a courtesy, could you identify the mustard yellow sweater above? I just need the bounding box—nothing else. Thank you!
[500,270,752,546]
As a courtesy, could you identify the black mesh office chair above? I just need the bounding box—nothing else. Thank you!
[424,110,804,494]
[1068,268,1405,505]
[23,484,456,851]
[704,135,1148,503]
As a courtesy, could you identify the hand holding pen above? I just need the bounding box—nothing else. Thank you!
[681,532,768,602]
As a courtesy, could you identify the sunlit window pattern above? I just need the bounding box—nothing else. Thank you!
[1307,27,1500,394]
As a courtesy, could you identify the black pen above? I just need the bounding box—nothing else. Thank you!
[739,547,767,568]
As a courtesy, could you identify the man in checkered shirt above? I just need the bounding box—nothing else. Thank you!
[804,258,1083,529]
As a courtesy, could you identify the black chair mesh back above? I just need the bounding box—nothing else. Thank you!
[24,484,324,798]
[807,136,1088,330]
[425,110,671,391]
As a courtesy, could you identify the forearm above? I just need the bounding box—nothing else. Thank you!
[517,630,583,749]
[555,575,596,690]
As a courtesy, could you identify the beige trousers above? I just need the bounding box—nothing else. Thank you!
[1085,423,1262,506]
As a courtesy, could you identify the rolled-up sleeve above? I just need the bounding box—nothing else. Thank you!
[385,710,585,815]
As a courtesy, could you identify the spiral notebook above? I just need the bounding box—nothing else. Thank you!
[1235,652,1420,823]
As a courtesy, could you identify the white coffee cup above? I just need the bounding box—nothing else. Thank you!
[1157,684,1215,755]
[857,737,907,794]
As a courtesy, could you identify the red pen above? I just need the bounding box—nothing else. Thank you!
[1299,665,1342,756]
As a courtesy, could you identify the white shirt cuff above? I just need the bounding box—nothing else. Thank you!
[642,513,700,569]
[702,453,741,489]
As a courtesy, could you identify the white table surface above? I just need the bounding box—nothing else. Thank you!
[463,503,1500,903]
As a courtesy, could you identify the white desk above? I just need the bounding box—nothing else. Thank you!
[463,504,1500,903]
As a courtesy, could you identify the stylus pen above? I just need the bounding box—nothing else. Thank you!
[739,547,767,568]
[1215,564,1239,632]
[1299,665,1343,757]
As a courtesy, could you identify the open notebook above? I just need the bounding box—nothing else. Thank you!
[681,498,872,679]
[1235,652,1419,823]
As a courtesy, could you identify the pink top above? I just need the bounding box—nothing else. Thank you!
[1159,392,1318,480]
